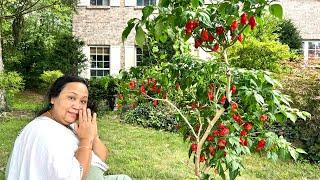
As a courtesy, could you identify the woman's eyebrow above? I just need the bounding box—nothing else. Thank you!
[66,92,88,98]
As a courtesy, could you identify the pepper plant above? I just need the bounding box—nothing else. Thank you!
[121,0,310,179]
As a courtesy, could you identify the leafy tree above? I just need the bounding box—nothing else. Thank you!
[277,19,303,51]
[0,0,77,109]
[49,34,87,76]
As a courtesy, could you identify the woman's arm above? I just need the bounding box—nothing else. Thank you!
[92,136,108,161]
[75,138,93,179]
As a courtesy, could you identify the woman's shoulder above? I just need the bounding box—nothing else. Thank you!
[24,116,60,131]
[20,116,69,139]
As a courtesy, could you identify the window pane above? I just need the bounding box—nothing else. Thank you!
[90,0,96,5]
[104,47,110,54]
[316,50,320,57]
[309,42,315,49]
[316,42,320,49]
[97,48,103,54]
[97,70,104,76]
[90,55,96,62]
[104,62,109,68]
[97,62,103,68]
[104,70,110,75]
[91,70,96,77]
[103,0,109,6]
[104,55,110,61]
[309,50,315,57]
[137,0,143,6]
[97,55,103,61]
[136,47,142,54]
[97,0,102,5]
[90,47,96,54]
[91,62,96,68]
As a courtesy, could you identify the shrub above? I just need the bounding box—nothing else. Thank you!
[121,103,178,132]
[272,69,320,163]
[277,19,303,51]
[228,38,295,72]
[89,76,118,113]
[0,71,25,111]
[39,70,64,92]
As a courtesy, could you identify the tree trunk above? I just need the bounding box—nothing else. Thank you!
[0,15,7,111]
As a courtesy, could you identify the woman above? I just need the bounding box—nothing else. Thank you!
[6,76,131,180]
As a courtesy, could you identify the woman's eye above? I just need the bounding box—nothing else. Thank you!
[81,100,87,104]
[68,96,76,100]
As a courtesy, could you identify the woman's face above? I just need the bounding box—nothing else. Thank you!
[50,82,89,125]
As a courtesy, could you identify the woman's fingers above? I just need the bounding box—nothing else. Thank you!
[79,109,83,122]
[82,107,88,122]
[92,112,97,124]
[87,108,92,122]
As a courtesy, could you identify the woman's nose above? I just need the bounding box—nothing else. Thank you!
[72,101,84,110]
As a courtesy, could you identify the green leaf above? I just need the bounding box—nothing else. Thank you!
[229,136,239,146]
[217,162,226,180]
[135,26,145,47]
[269,4,283,19]
[154,21,163,41]
[191,0,199,9]
[288,147,298,161]
[296,111,306,120]
[159,0,169,7]
[254,92,264,105]
[302,111,312,119]
[122,20,135,42]
[296,148,307,154]
[264,74,274,85]
[159,33,168,43]
[285,112,297,123]
[198,11,211,27]
[142,6,154,21]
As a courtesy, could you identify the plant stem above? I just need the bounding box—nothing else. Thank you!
[143,94,198,139]
[223,49,232,102]
[194,108,225,179]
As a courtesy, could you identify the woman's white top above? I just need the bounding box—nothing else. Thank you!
[6,116,108,180]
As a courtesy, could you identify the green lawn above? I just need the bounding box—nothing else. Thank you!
[0,91,319,179]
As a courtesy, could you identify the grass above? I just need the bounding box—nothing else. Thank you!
[0,91,319,179]
[9,91,44,111]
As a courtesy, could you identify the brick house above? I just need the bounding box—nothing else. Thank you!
[73,0,320,79]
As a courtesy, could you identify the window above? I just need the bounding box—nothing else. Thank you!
[90,46,110,77]
[308,41,320,59]
[136,47,143,66]
[137,0,156,6]
[90,0,109,6]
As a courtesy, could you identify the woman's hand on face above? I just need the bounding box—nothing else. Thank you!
[74,107,98,142]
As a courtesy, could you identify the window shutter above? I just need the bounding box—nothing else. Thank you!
[80,45,91,79]
[110,46,121,76]
[124,0,136,6]
[110,0,120,6]
[78,0,90,6]
[124,46,135,70]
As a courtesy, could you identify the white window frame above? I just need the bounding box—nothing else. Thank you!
[307,41,320,59]
[90,46,110,78]
[90,0,110,6]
